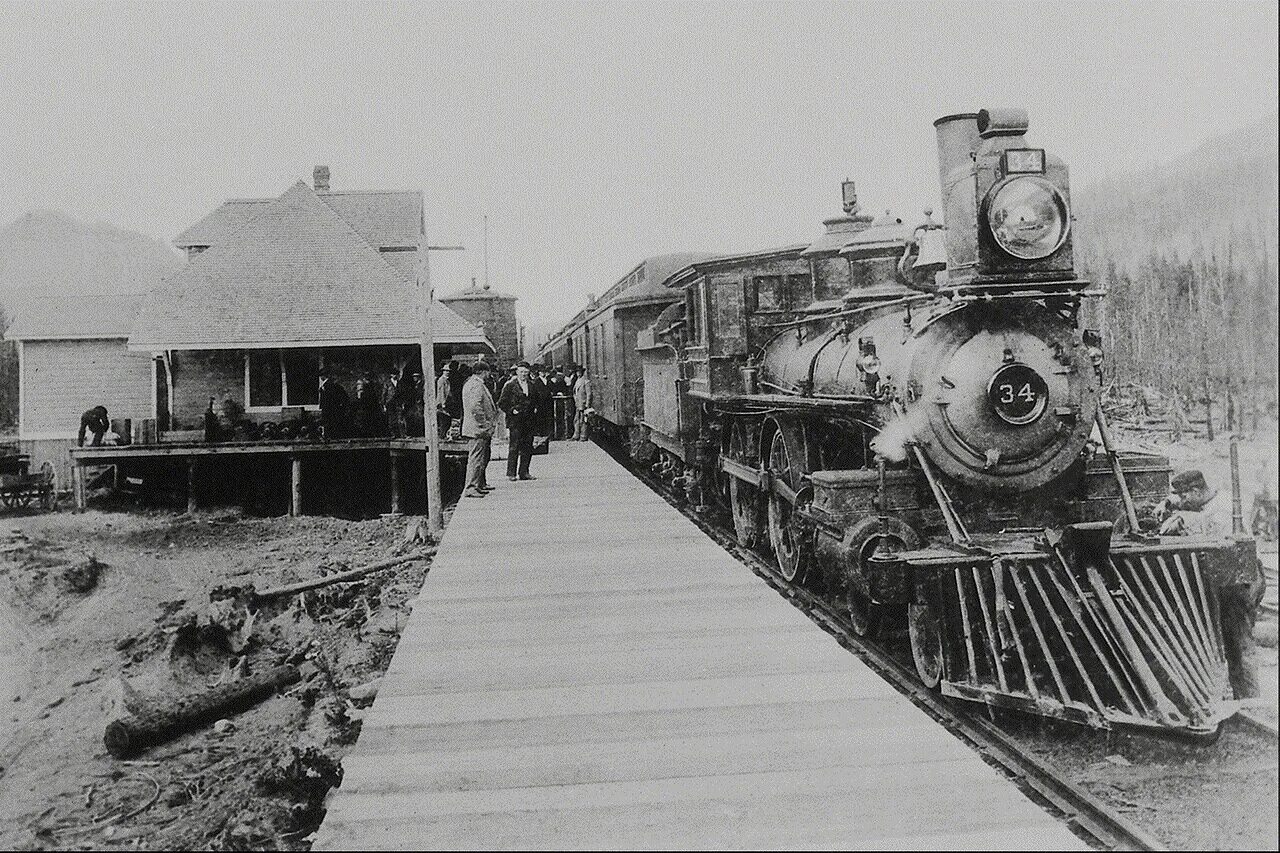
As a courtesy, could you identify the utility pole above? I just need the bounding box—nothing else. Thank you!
[483,214,490,291]
[418,237,466,537]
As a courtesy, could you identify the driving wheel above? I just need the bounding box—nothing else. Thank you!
[766,430,809,583]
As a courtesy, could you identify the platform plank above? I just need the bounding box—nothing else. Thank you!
[314,441,1085,850]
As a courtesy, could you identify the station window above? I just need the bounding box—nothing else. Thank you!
[283,351,321,406]
[246,351,282,408]
[245,350,322,410]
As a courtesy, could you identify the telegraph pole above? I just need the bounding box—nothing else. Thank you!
[418,238,466,537]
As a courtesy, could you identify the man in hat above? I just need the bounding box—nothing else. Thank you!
[318,371,350,441]
[1161,468,1263,698]
[572,368,593,441]
[461,360,497,499]
[1160,469,1230,537]
[498,362,537,480]
[546,367,572,438]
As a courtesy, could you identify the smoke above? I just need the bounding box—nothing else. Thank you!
[869,407,928,464]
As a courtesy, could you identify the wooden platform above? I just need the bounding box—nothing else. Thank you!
[314,442,1086,850]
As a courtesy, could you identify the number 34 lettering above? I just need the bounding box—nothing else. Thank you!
[999,383,1037,404]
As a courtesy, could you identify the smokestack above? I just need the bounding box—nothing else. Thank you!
[933,113,981,275]
[933,113,979,193]
[313,165,330,191]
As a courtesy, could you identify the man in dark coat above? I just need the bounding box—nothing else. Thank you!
[352,376,385,438]
[546,367,572,438]
[78,405,110,447]
[318,372,350,440]
[528,364,552,443]
[497,362,537,480]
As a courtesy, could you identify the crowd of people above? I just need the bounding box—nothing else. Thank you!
[455,359,592,499]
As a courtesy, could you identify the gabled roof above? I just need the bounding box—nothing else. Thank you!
[130,181,488,350]
[320,192,422,249]
[4,294,142,341]
[174,190,423,250]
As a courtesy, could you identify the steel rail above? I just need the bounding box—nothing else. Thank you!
[606,441,1166,852]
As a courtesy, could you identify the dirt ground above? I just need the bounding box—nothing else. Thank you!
[0,504,440,851]
[1034,421,1280,850]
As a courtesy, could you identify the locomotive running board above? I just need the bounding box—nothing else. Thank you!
[897,528,1243,736]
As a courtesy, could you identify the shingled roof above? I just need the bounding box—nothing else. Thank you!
[174,190,423,251]
[5,294,142,341]
[130,181,488,350]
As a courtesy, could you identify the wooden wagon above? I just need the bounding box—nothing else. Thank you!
[0,445,57,511]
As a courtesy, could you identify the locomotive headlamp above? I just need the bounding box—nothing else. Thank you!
[987,176,1069,260]
[987,363,1049,426]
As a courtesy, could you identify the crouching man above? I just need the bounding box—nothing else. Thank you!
[78,406,110,447]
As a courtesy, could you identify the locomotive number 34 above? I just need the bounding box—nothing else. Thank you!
[987,363,1049,426]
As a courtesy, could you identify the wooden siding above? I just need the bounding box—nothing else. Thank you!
[20,339,154,438]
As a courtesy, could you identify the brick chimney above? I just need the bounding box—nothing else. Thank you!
[313,165,330,191]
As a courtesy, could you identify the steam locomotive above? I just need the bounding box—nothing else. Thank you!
[541,108,1263,737]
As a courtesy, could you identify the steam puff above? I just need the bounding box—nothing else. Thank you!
[869,409,926,464]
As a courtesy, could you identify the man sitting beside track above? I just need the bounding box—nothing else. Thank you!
[461,360,497,499]
[1160,468,1263,699]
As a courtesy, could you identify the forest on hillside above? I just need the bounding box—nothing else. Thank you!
[1076,113,1279,432]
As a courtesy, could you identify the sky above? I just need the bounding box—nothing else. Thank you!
[1,0,1277,329]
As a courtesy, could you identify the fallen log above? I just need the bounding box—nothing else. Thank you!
[104,664,300,758]
[252,551,430,601]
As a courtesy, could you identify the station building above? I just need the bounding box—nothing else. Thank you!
[5,168,491,508]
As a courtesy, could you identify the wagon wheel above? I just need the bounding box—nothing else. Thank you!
[766,429,810,583]
[39,462,57,511]
[908,598,945,690]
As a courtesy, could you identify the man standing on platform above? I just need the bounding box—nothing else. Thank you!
[498,361,537,480]
[573,368,593,441]
[461,360,497,499]
[547,367,572,438]
[318,371,350,441]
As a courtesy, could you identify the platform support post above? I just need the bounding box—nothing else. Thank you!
[73,464,86,511]
[388,452,404,516]
[290,455,303,517]
[187,459,198,514]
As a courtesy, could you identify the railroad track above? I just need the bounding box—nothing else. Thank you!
[603,441,1165,851]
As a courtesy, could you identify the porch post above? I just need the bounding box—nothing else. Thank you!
[187,458,198,514]
[290,454,303,517]
[388,451,403,516]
